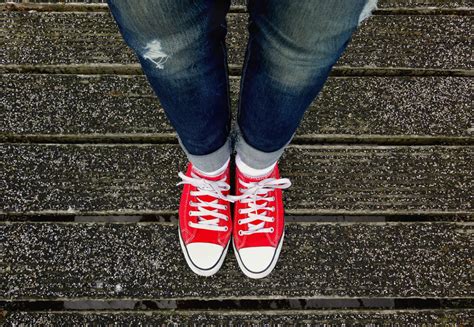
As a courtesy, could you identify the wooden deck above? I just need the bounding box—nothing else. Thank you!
[1,0,473,325]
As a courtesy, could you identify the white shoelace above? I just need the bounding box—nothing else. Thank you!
[229,177,291,235]
[177,171,230,232]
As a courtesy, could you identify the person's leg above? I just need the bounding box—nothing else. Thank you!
[107,0,234,277]
[236,0,378,169]
[232,0,378,279]
[107,0,232,173]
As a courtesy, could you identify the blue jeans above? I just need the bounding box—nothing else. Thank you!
[107,0,377,171]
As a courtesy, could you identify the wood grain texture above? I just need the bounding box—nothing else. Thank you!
[1,0,472,319]
[378,0,474,7]
[2,310,472,326]
[2,74,472,140]
[4,0,473,9]
[2,222,472,299]
[2,12,471,69]
[0,144,472,215]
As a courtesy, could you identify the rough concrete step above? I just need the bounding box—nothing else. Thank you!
[1,144,472,215]
[2,310,472,326]
[2,222,472,299]
[2,74,472,142]
[2,12,471,70]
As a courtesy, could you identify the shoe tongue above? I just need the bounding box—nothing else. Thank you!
[192,167,226,182]
[241,169,274,182]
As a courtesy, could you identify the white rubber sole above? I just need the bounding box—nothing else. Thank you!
[233,231,285,279]
[178,228,229,277]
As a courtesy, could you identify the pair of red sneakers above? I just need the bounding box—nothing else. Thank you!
[177,160,291,278]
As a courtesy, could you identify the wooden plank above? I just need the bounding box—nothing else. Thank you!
[2,12,471,70]
[4,0,473,9]
[1,222,472,299]
[0,144,472,215]
[2,74,472,141]
[378,0,474,8]
[2,310,473,325]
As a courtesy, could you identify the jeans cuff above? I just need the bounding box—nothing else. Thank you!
[178,136,232,173]
[234,124,291,169]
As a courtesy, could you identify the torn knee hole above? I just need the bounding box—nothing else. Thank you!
[143,39,170,69]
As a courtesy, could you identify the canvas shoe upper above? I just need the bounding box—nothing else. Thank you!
[230,163,291,279]
[177,162,232,276]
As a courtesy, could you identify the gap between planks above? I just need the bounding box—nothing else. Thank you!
[2,309,473,314]
[2,298,473,310]
[0,214,474,222]
[1,134,472,146]
[2,3,474,15]
[3,295,474,301]
[1,64,473,77]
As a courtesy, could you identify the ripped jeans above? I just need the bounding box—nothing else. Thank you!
[107,0,377,172]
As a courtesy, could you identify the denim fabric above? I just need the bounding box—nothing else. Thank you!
[107,0,376,171]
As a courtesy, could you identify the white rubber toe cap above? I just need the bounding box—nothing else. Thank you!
[237,246,276,273]
[185,242,225,270]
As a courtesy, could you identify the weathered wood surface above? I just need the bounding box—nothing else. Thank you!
[1,0,472,322]
[1,144,472,215]
[2,12,471,70]
[2,310,472,326]
[2,74,472,140]
[376,0,474,8]
[1,222,472,299]
[3,0,473,9]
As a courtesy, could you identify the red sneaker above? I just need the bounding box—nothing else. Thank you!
[177,163,232,276]
[231,163,291,279]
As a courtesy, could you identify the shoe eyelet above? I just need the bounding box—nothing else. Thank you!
[223,226,228,231]
[238,230,243,236]
[270,227,274,233]
[238,209,243,214]
[223,205,228,210]
[238,219,242,225]
[188,221,192,226]
[270,218,275,222]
